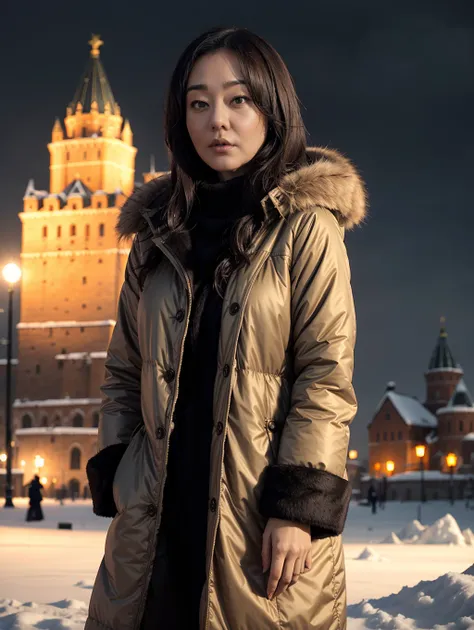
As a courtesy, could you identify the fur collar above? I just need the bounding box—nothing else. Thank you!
[117,146,367,238]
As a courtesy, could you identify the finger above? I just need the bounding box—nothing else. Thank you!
[261,531,272,574]
[274,554,297,598]
[304,549,312,572]
[290,556,303,585]
[267,545,285,600]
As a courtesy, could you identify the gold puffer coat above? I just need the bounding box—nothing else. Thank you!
[85,146,367,630]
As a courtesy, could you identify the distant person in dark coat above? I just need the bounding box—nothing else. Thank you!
[368,483,378,515]
[26,475,44,522]
[379,476,388,510]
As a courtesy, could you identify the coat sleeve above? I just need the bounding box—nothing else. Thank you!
[260,208,357,538]
[86,235,144,517]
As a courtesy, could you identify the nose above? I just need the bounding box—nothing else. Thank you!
[209,101,230,131]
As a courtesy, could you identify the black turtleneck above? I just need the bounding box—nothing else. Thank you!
[148,175,251,629]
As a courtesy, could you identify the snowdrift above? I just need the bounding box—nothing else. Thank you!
[348,565,474,629]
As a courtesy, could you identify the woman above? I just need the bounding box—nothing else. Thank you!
[86,26,366,630]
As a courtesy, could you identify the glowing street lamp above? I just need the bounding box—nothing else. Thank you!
[2,262,21,508]
[0,453,6,464]
[386,460,395,476]
[415,444,427,523]
[348,449,358,460]
[373,462,381,477]
[34,455,45,472]
[446,453,457,506]
[2,264,22,285]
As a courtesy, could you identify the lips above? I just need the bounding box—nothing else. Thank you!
[209,139,233,147]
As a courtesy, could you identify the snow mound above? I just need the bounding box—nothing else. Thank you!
[348,568,474,629]
[356,546,387,562]
[416,514,466,546]
[463,529,474,546]
[381,532,403,544]
[0,599,87,629]
[397,519,426,542]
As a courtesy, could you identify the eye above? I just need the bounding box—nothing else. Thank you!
[232,95,250,105]
[190,100,208,110]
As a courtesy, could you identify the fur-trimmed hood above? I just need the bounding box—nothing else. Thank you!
[117,146,367,239]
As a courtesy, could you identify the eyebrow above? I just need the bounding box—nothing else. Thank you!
[186,79,247,93]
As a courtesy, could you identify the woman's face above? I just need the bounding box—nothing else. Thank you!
[186,50,267,180]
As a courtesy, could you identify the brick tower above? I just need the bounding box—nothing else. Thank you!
[13,36,136,497]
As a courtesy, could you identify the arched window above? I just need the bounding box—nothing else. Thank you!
[99,223,105,237]
[70,224,76,237]
[21,414,33,429]
[70,447,81,470]
[92,412,100,428]
[398,431,403,440]
[460,420,464,432]
[52,414,61,427]
[41,415,48,427]
[57,226,62,238]
[72,414,84,428]
[42,226,47,238]
[85,224,90,239]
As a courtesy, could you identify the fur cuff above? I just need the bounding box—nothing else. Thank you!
[86,444,128,517]
[259,464,352,539]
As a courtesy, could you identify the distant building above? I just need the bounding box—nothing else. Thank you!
[10,36,165,497]
[368,318,474,478]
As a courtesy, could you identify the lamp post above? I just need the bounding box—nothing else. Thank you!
[446,453,457,506]
[2,263,21,508]
[415,444,426,522]
[386,460,395,476]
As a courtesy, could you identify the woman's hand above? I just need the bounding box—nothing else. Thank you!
[262,517,312,600]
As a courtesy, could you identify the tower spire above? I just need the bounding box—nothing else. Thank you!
[89,34,104,59]
[440,315,447,338]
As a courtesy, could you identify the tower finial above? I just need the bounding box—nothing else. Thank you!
[440,315,447,338]
[89,34,104,58]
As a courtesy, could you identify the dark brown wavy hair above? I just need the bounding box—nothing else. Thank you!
[140,26,307,296]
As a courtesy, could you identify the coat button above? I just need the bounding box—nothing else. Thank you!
[155,427,165,439]
[267,420,277,432]
[146,504,157,517]
[223,364,230,377]
[209,498,217,512]
[216,421,224,435]
[175,309,185,322]
[164,368,176,383]
[229,302,240,315]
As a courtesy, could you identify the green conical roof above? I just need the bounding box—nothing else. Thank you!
[428,317,458,370]
[69,35,118,115]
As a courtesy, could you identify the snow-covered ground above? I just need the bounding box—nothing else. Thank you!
[0,499,473,629]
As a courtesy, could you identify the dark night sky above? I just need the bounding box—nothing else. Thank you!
[0,1,473,459]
